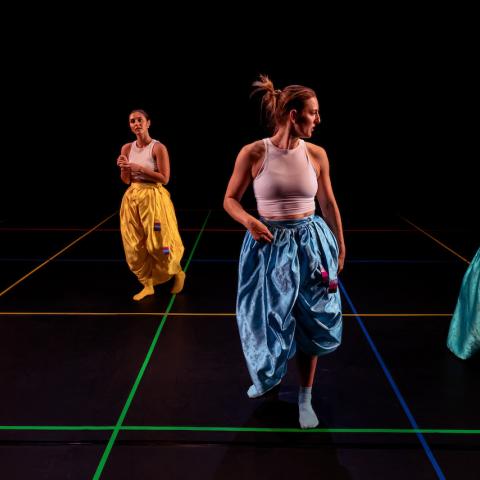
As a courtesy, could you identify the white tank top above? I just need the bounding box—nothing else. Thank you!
[253,138,318,217]
[128,139,158,182]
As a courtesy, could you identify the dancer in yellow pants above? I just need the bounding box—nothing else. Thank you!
[117,109,185,300]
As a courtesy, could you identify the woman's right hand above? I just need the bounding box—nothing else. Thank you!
[246,218,274,243]
[117,154,129,168]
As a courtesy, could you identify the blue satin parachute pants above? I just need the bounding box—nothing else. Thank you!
[236,214,342,396]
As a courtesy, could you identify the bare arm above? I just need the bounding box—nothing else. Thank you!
[308,143,346,273]
[223,142,273,242]
[117,144,131,184]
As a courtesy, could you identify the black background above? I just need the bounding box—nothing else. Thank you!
[1,10,477,228]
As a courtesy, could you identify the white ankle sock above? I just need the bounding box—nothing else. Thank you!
[298,386,319,429]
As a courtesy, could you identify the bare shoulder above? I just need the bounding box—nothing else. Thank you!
[234,140,265,174]
[305,142,327,160]
[305,142,328,172]
[153,141,168,154]
[239,140,266,178]
[240,140,265,162]
[121,142,132,156]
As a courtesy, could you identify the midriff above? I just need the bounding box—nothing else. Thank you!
[262,209,315,220]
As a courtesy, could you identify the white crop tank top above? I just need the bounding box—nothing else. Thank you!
[128,139,158,182]
[253,138,318,217]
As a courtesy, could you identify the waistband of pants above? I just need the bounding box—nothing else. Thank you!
[260,214,317,229]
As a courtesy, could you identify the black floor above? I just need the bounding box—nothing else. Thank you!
[0,208,478,479]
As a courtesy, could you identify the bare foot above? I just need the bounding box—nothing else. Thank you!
[170,271,186,294]
[133,283,154,301]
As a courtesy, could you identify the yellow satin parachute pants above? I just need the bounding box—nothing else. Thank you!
[120,182,184,286]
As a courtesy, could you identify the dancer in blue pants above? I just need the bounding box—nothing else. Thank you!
[224,75,345,428]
